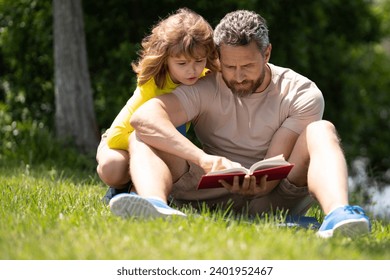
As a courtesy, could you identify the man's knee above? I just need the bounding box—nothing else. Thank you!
[306,120,339,141]
[307,120,336,133]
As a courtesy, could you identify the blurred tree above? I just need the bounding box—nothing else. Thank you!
[53,0,99,153]
[0,0,54,125]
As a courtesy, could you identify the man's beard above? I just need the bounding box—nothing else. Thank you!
[223,69,265,97]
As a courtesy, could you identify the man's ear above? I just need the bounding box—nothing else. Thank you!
[264,44,272,63]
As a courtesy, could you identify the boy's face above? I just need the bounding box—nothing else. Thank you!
[167,54,207,85]
[219,41,271,96]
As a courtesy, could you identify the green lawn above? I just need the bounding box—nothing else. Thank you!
[1,164,389,260]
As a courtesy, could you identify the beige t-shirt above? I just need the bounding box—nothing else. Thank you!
[173,63,324,168]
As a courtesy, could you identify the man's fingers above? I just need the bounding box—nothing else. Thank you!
[220,175,268,196]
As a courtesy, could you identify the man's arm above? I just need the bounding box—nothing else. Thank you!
[130,94,241,173]
[266,126,299,161]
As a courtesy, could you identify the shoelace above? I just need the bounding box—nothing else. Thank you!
[344,205,366,215]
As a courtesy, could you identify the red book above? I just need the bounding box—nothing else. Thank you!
[197,154,294,189]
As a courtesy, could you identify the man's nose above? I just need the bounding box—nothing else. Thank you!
[235,69,245,83]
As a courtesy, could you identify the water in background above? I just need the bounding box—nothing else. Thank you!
[349,158,390,220]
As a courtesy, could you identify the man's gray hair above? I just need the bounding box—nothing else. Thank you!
[214,10,270,54]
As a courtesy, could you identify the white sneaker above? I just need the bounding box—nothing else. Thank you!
[109,193,186,219]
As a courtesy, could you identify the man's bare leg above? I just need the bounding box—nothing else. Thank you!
[288,120,369,238]
[288,120,348,214]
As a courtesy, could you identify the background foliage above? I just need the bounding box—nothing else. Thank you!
[1,0,390,181]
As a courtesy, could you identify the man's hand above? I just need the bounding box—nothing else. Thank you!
[219,174,268,196]
[199,154,242,173]
[199,154,272,196]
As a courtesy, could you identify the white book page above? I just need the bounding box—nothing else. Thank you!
[207,155,288,176]
[207,166,249,175]
[248,155,289,174]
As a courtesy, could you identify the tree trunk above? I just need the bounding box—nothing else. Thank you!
[53,0,99,154]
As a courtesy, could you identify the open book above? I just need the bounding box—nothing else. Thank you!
[197,154,294,190]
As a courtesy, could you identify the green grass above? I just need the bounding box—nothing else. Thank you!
[1,163,389,260]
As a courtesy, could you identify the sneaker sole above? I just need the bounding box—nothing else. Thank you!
[317,218,370,238]
[110,195,186,219]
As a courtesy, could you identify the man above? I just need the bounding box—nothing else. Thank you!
[109,10,370,238]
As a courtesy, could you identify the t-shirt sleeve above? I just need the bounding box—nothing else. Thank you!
[281,82,325,134]
[172,74,216,123]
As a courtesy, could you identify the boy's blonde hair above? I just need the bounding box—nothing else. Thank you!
[132,8,219,88]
